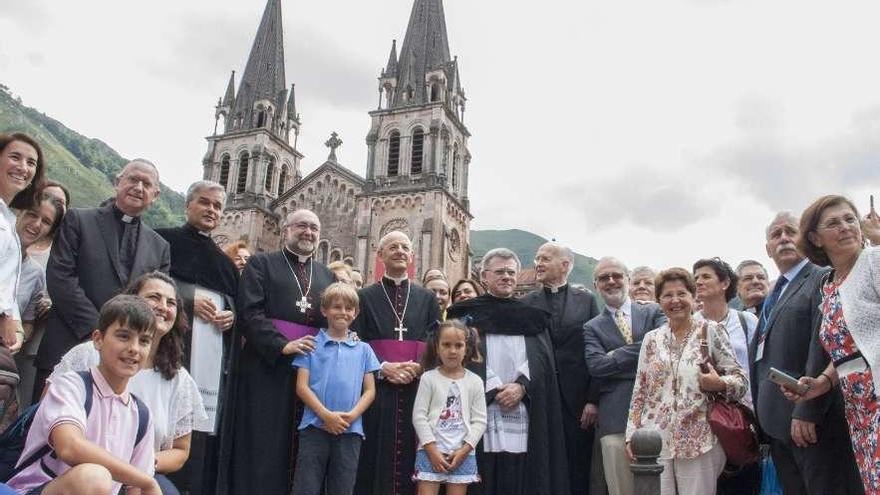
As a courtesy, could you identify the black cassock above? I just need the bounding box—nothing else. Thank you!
[155,224,239,495]
[228,250,334,495]
[520,284,600,495]
[352,277,440,495]
[447,295,570,495]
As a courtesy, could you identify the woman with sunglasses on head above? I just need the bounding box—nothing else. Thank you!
[50,271,208,495]
[782,195,880,494]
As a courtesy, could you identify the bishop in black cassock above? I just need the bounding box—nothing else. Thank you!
[228,210,335,495]
[352,231,440,495]
[155,181,239,495]
[447,249,569,495]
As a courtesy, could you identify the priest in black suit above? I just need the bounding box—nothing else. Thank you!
[520,242,599,495]
[353,231,440,495]
[448,248,570,495]
[36,159,170,397]
[228,209,336,495]
[155,180,238,495]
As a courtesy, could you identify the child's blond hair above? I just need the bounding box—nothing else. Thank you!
[321,282,360,309]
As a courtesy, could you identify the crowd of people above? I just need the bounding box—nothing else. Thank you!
[0,130,877,495]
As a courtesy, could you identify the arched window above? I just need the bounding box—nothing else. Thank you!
[387,131,401,176]
[411,128,424,175]
[430,83,440,102]
[237,152,249,194]
[277,165,289,196]
[451,146,459,190]
[405,86,414,101]
[264,157,275,192]
[256,110,266,128]
[219,155,230,188]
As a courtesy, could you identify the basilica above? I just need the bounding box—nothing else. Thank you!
[201,0,473,283]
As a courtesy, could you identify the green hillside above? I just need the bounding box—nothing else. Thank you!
[0,84,184,227]
[470,229,599,285]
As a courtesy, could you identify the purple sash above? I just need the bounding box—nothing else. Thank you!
[369,339,426,363]
[271,319,319,341]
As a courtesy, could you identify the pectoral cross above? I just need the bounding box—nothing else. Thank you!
[296,296,312,313]
[395,325,408,341]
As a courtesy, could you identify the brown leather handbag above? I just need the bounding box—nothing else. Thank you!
[699,321,759,466]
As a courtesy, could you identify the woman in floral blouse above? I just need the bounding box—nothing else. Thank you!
[625,267,748,495]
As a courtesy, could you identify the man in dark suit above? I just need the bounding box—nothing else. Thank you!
[750,211,861,494]
[583,257,666,495]
[35,159,170,397]
[520,242,599,495]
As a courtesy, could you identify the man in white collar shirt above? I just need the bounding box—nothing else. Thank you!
[36,159,170,398]
[520,242,599,495]
[352,231,440,495]
[228,209,336,495]
[749,212,862,494]
[583,257,666,495]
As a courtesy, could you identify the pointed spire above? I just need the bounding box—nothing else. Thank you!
[232,0,287,131]
[384,39,398,77]
[393,0,452,107]
[222,71,236,106]
[287,83,297,120]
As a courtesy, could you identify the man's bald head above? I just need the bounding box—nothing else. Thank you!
[378,231,413,278]
[283,209,321,255]
[534,242,574,287]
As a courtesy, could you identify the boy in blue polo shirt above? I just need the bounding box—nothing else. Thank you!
[291,282,380,495]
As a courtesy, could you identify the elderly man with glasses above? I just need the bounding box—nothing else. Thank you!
[448,247,570,495]
[583,257,666,495]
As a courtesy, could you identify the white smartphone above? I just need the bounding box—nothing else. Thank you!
[768,367,809,395]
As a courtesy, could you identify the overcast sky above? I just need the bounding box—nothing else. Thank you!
[3,0,880,276]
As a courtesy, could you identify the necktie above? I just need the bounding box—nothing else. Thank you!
[119,218,138,282]
[757,275,788,342]
[615,309,633,344]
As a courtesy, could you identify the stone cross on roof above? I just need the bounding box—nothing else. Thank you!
[325,132,343,162]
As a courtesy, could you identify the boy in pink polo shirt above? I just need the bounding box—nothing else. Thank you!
[6,295,159,495]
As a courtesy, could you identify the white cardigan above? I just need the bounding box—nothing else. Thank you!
[838,246,880,391]
[412,368,487,450]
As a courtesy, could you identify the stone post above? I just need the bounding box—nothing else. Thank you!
[630,429,664,495]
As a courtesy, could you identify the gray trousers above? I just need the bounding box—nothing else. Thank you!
[291,426,362,495]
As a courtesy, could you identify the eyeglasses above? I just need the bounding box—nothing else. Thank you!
[595,272,625,283]
[289,222,320,232]
[817,215,859,232]
[487,268,516,277]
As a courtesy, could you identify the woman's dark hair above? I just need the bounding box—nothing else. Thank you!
[34,192,65,238]
[692,257,738,302]
[797,195,862,267]
[41,180,71,208]
[0,133,47,210]
[450,278,484,303]
[420,319,482,370]
[124,271,188,380]
[654,267,697,301]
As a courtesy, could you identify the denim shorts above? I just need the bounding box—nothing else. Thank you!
[412,449,480,484]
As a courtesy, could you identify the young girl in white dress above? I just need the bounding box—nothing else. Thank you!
[412,319,487,495]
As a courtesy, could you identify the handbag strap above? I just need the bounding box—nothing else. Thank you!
[699,320,712,366]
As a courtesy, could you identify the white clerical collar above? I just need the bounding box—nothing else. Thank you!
[121,214,135,223]
[545,282,568,293]
[383,274,409,286]
[197,230,210,237]
[283,247,311,263]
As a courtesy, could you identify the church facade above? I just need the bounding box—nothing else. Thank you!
[202,0,473,284]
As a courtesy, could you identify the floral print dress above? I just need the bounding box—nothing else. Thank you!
[820,280,880,494]
[625,319,748,459]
